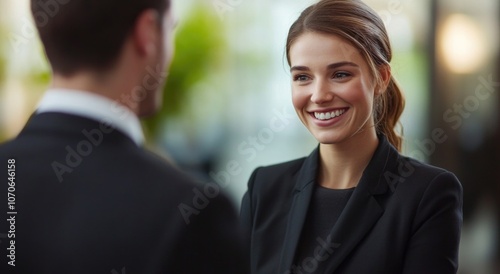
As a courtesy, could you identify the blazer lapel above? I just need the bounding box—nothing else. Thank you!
[278,147,320,273]
[322,135,399,273]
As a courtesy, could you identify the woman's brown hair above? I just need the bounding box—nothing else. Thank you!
[286,0,405,151]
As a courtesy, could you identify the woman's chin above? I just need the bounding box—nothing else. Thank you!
[312,132,346,145]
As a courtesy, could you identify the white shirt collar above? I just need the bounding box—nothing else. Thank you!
[36,88,144,146]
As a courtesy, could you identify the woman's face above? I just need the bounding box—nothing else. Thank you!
[289,32,379,145]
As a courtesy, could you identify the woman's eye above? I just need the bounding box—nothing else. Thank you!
[293,75,310,82]
[333,72,351,79]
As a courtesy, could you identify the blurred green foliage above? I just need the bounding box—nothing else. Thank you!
[0,4,227,142]
[143,4,227,139]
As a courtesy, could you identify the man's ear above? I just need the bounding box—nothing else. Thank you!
[132,9,161,57]
[375,64,391,95]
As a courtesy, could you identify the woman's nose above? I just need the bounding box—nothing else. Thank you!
[310,80,334,104]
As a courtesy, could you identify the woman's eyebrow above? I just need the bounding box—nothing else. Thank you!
[290,61,359,73]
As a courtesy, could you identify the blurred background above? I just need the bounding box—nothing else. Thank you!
[0,0,498,272]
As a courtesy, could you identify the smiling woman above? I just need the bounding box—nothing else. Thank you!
[240,0,463,273]
[289,32,386,153]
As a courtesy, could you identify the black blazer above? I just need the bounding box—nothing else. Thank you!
[0,112,247,274]
[241,135,463,274]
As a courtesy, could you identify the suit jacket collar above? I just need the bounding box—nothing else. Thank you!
[36,89,144,146]
[279,134,400,273]
[19,112,138,147]
[278,146,319,271]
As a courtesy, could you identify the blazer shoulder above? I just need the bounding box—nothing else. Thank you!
[396,155,462,192]
[247,157,307,194]
[255,157,307,177]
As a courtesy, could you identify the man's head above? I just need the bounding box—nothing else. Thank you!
[31,0,175,116]
[32,0,171,75]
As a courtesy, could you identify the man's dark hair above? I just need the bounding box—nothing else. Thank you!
[31,0,170,76]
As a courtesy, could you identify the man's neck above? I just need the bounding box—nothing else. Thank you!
[53,72,116,100]
[51,68,140,115]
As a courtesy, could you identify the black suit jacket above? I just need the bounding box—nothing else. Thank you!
[241,135,463,274]
[0,112,247,274]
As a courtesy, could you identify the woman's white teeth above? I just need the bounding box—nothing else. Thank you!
[314,109,346,120]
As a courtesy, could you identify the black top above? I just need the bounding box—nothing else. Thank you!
[293,186,355,273]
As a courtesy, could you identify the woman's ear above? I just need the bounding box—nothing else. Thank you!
[375,64,391,95]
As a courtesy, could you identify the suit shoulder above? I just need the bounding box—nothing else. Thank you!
[402,156,455,176]
[397,155,462,191]
[248,157,307,192]
[254,157,306,179]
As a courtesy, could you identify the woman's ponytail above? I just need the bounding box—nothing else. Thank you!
[375,75,405,151]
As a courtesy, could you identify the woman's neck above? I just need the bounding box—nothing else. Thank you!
[318,129,379,189]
